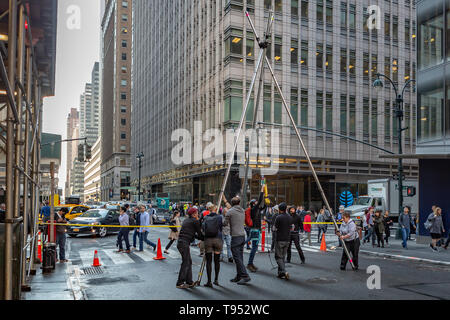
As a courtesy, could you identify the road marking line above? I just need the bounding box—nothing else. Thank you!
[133,250,156,261]
[103,248,136,265]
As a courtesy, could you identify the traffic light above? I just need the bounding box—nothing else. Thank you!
[77,144,84,162]
[85,144,92,160]
[406,186,416,197]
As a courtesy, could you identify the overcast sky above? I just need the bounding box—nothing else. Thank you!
[42,0,103,192]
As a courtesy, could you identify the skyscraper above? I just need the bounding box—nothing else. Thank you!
[100,0,132,201]
[131,0,419,209]
[80,62,100,146]
[65,108,79,198]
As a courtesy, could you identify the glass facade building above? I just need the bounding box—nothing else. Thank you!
[131,0,418,210]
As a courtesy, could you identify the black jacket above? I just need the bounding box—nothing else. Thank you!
[289,213,302,233]
[250,192,266,230]
[179,217,204,243]
[274,213,293,242]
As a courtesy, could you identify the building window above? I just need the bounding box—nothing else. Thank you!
[385,101,391,142]
[326,46,332,71]
[121,93,127,100]
[349,50,355,75]
[301,0,308,19]
[121,118,126,126]
[122,14,128,22]
[325,0,333,25]
[419,13,444,69]
[121,80,127,86]
[275,0,282,13]
[122,53,127,60]
[122,66,127,73]
[317,0,324,23]
[263,84,272,123]
[122,1,128,8]
[349,4,356,30]
[121,27,128,34]
[291,0,298,16]
[121,106,127,113]
[340,95,347,134]
[120,145,127,152]
[325,93,333,131]
[316,44,323,70]
[349,96,356,137]
[301,89,308,126]
[122,40,127,48]
[274,36,282,62]
[418,86,444,142]
[300,41,308,66]
[291,88,298,125]
[341,2,347,28]
[224,96,243,122]
[371,99,378,142]
[121,132,126,139]
[385,14,390,37]
[291,39,298,64]
[340,48,347,73]
[264,0,271,10]
[224,28,243,58]
[316,92,323,130]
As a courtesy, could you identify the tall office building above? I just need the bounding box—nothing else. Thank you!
[100,0,132,201]
[80,62,101,146]
[69,123,84,200]
[132,0,419,209]
[65,108,79,197]
[413,0,450,243]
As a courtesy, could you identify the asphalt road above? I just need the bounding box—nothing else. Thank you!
[61,225,450,300]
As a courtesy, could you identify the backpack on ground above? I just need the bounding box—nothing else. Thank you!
[203,215,220,238]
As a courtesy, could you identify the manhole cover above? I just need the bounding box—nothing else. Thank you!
[307,277,338,284]
[81,267,104,275]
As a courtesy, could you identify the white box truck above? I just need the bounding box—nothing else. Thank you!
[345,178,419,223]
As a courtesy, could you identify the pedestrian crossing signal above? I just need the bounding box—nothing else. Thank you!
[406,186,416,197]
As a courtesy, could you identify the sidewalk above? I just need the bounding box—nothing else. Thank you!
[22,262,74,300]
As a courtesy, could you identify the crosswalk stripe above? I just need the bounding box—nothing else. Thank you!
[132,250,156,261]
[103,248,136,265]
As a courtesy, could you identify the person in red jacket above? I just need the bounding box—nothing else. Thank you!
[301,211,312,246]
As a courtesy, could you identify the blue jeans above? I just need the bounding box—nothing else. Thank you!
[139,231,156,251]
[133,229,141,248]
[401,228,410,248]
[221,234,232,259]
[247,229,261,266]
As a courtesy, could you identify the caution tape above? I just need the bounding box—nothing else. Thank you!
[39,222,181,228]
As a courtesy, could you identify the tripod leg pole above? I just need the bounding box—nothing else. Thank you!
[215,47,266,210]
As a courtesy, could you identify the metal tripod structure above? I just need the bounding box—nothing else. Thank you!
[215,11,356,270]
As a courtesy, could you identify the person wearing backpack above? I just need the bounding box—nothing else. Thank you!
[165,210,181,254]
[131,206,141,250]
[336,212,359,270]
[427,207,445,252]
[201,204,223,287]
[246,184,266,273]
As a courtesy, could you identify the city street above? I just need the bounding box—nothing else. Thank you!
[24,226,450,300]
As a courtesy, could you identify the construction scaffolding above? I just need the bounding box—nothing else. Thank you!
[0,0,57,300]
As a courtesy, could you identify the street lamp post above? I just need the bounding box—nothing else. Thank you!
[373,73,416,217]
[136,152,144,202]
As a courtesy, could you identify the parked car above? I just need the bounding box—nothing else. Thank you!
[67,208,120,238]
[152,208,171,225]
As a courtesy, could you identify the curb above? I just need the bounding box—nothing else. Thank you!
[358,249,450,267]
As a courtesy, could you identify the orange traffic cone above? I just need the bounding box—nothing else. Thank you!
[92,250,102,267]
[320,234,327,252]
[153,238,166,260]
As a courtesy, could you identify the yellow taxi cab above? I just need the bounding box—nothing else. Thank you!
[39,204,90,222]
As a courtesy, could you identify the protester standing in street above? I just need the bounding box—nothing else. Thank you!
[286,206,305,264]
[131,206,141,250]
[316,209,326,243]
[336,212,359,270]
[55,207,69,263]
[363,208,375,245]
[399,206,411,249]
[176,207,204,289]
[383,210,393,245]
[301,211,312,246]
[428,207,445,252]
[165,210,181,254]
[117,206,131,253]
[202,204,223,287]
[138,205,156,251]
[225,196,251,285]
[246,184,266,273]
[373,209,385,248]
[270,205,279,251]
[273,203,292,280]
[221,196,233,263]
